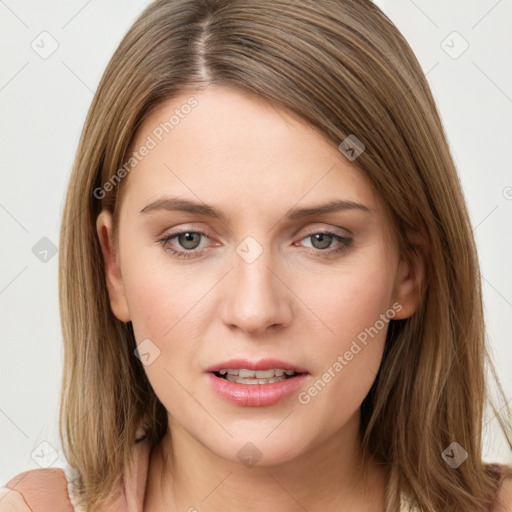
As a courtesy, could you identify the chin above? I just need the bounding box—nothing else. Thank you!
[202,430,311,468]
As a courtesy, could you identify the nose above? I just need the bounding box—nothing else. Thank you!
[219,240,293,336]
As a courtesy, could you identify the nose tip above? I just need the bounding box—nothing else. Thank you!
[227,309,283,336]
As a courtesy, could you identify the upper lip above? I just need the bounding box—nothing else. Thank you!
[205,358,308,373]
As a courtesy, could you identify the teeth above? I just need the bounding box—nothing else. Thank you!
[239,369,256,378]
[218,368,297,378]
[225,374,287,385]
[254,369,276,378]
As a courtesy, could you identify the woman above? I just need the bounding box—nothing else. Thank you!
[2,1,511,510]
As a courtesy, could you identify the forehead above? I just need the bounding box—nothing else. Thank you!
[121,85,381,219]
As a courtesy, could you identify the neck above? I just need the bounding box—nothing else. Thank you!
[145,411,387,512]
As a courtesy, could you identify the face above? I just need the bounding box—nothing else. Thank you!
[97,85,421,466]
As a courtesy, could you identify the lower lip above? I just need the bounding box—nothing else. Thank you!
[206,372,309,407]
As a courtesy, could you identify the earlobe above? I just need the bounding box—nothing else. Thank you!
[96,210,131,323]
[391,239,427,320]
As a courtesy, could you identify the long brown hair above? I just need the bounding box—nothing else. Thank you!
[58,1,512,510]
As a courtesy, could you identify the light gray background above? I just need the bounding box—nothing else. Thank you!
[1,0,511,482]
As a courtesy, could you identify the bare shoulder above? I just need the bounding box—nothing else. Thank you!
[493,476,512,512]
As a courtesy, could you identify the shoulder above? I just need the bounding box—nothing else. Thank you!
[493,476,512,512]
[0,468,75,511]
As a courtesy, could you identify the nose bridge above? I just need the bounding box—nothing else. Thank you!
[222,235,292,333]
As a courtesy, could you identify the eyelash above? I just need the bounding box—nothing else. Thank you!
[157,229,353,260]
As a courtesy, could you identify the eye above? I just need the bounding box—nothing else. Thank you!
[297,231,353,256]
[158,230,211,259]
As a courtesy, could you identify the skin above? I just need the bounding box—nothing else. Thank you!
[96,85,425,511]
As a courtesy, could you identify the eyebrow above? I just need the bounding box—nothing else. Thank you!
[139,197,373,220]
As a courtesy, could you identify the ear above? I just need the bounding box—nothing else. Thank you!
[391,230,427,320]
[96,210,131,322]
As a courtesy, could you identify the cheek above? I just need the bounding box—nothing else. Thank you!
[121,241,207,341]
[304,253,394,351]
[120,246,222,400]
[121,253,210,414]
[295,254,394,414]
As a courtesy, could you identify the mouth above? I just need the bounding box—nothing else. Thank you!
[207,365,310,407]
[212,368,303,385]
